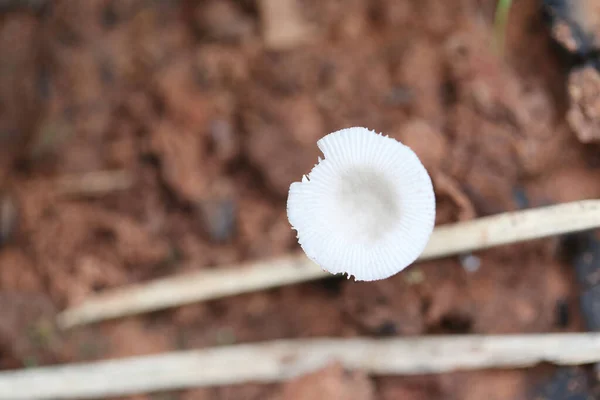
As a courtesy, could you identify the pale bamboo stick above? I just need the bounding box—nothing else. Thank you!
[57,199,600,329]
[2,333,600,399]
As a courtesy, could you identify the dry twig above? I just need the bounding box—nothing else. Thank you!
[2,333,600,399]
[58,199,600,328]
[55,170,134,196]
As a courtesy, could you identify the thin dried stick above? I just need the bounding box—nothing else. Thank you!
[3,333,600,399]
[55,170,134,196]
[58,199,600,329]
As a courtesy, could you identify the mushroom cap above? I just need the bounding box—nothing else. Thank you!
[287,127,436,281]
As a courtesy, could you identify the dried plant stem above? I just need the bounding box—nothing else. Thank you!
[55,170,134,196]
[3,333,600,399]
[58,199,600,329]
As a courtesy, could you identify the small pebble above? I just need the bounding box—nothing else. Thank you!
[209,119,239,163]
[197,198,237,242]
[195,0,254,42]
[460,254,481,273]
[215,327,236,346]
[259,0,314,50]
[375,321,397,337]
[512,187,529,209]
[404,268,425,285]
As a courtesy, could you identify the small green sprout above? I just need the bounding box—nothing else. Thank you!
[494,0,513,54]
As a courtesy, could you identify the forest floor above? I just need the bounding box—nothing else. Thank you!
[2,0,600,399]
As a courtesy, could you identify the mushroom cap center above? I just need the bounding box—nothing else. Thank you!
[337,166,400,243]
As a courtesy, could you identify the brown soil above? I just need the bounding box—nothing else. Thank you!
[0,0,599,399]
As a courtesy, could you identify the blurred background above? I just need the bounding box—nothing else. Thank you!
[2,0,600,398]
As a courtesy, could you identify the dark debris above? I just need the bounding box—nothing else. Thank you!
[562,231,600,330]
[531,367,596,400]
[0,0,48,14]
[0,191,19,248]
[542,0,600,70]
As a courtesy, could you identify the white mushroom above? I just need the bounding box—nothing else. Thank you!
[287,127,436,281]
